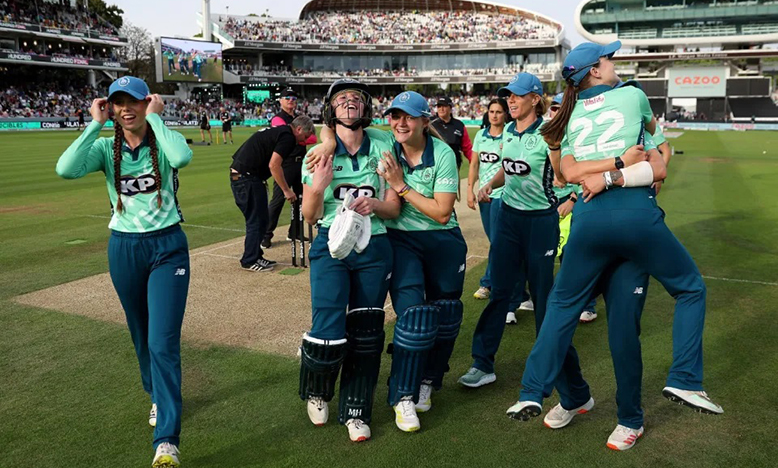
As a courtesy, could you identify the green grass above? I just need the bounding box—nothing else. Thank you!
[1,128,777,467]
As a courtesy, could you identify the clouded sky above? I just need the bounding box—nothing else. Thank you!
[120,0,586,45]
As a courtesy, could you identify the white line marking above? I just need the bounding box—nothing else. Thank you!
[702,275,778,287]
[192,240,245,256]
[82,215,245,233]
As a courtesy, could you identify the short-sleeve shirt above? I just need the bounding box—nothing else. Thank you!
[561,85,657,162]
[366,128,459,231]
[473,126,504,199]
[220,112,231,124]
[500,117,557,211]
[302,131,392,235]
[652,125,667,146]
[230,126,296,179]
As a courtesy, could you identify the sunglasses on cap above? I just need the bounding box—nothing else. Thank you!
[282,96,298,101]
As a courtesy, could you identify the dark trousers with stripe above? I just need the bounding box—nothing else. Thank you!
[471,203,591,409]
[231,173,269,267]
[520,188,707,409]
[108,224,189,449]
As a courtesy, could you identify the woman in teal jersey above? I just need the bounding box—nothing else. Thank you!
[56,76,191,468]
[467,98,530,318]
[458,73,592,416]
[312,91,467,434]
[508,41,723,450]
[298,79,401,443]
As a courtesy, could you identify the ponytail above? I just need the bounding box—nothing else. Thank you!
[540,83,577,145]
[146,125,163,209]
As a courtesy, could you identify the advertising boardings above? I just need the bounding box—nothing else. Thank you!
[668,67,728,98]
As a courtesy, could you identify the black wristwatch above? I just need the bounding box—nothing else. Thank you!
[614,156,625,169]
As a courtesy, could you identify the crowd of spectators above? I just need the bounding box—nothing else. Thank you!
[1,43,119,61]
[0,82,105,118]
[0,0,119,35]
[225,63,558,78]
[221,10,557,44]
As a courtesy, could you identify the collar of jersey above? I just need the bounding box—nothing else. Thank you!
[577,84,614,100]
[393,134,435,172]
[482,125,503,141]
[506,116,543,137]
[335,131,371,171]
[121,134,150,162]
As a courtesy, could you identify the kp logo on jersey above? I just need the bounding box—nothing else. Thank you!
[120,174,157,196]
[479,151,499,163]
[502,159,531,176]
[334,184,376,200]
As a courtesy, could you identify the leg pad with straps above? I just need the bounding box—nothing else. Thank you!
[299,333,347,402]
[387,305,439,406]
[338,307,385,424]
[423,299,464,389]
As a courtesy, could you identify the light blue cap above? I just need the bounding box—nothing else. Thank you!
[552,92,564,105]
[108,76,150,102]
[497,72,543,98]
[562,41,621,86]
[384,91,432,118]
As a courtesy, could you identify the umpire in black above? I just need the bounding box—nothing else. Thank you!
[262,88,318,248]
[430,96,473,169]
[230,115,315,272]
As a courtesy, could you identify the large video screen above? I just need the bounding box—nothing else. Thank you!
[157,37,222,83]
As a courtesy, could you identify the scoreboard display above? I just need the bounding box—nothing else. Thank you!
[244,83,284,104]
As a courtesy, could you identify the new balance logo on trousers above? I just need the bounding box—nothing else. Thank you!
[634,287,644,295]
[175,268,186,276]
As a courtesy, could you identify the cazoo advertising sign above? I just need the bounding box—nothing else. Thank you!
[668,67,727,98]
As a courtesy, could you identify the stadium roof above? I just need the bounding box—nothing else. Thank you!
[299,0,563,30]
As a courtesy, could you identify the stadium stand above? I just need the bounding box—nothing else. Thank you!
[220,10,557,44]
[0,0,119,35]
[728,97,778,119]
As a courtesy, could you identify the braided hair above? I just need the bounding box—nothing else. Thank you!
[112,121,163,214]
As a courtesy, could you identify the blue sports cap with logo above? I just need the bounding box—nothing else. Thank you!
[562,40,621,87]
[551,92,564,105]
[108,76,150,102]
[497,72,543,98]
[384,91,432,118]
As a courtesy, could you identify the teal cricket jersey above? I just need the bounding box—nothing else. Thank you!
[561,84,657,162]
[500,116,557,211]
[56,114,192,233]
[473,126,504,199]
[302,131,392,235]
[365,128,459,231]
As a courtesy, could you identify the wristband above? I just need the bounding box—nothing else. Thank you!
[603,171,613,189]
[548,145,561,151]
[398,184,411,197]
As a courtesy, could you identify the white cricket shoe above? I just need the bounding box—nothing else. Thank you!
[152,442,180,468]
[148,403,157,427]
[346,418,371,442]
[506,400,542,421]
[543,397,594,429]
[518,299,534,311]
[416,384,433,412]
[394,396,421,432]
[579,310,598,323]
[506,311,517,324]
[307,397,329,425]
[662,387,724,414]
[473,287,490,300]
[607,424,644,451]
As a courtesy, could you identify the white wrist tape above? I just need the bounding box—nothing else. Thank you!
[621,161,654,187]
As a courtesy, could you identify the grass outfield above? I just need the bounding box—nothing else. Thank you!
[1,127,777,467]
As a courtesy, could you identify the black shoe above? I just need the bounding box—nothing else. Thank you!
[262,257,278,266]
[242,258,275,272]
[261,239,272,249]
